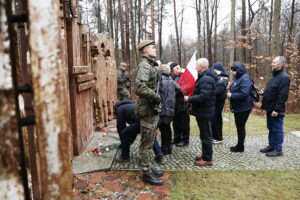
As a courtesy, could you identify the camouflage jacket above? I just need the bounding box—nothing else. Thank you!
[117,68,127,89]
[135,55,161,117]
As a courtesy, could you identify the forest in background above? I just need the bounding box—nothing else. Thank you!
[78,0,300,112]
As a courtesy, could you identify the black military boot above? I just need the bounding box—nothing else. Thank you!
[151,168,164,177]
[142,173,164,186]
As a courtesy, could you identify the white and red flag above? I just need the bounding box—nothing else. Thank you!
[178,51,197,96]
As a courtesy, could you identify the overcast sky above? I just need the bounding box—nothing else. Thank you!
[161,0,233,45]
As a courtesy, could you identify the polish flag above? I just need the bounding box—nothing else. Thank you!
[178,52,197,96]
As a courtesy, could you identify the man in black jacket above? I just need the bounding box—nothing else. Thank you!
[184,58,217,166]
[260,56,290,157]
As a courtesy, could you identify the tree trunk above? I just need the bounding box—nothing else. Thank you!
[114,0,119,65]
[268,0,273,56]
[118,0,125,61]
[241,0,246,62]
[271,0,281,56]
[173,0,181,66]
[151,0,155,40]
[106,0,114,38]
[97,0,102,33]
[130,0,137,67]
[213,0,218,63]
[287,0,296,62]
[196,0,201,58]
[138,0,141,43]
[125,0,130,63]
[205,0,212,65]
[230,0,236,65]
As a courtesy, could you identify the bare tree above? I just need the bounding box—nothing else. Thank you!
[230,0,236,65]
[195,0,202,58]
[173,0,181,66]
[271,0,282,56]
[241,0,246,62]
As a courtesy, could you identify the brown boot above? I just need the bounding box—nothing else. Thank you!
[194,159,213,166]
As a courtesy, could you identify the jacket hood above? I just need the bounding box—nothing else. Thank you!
[161,71,171,77]
[232,62,246,78]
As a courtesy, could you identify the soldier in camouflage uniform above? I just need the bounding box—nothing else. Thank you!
[135,40,164,186]
[117,62,130,101]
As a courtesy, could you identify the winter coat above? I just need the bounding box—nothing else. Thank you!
[216,71,229,102]
[172,74,188,113]
[135,55,161,117]
[188,67,218,119]
[159,71,180,118]
[229,63,254,113]
[261,69,290,114]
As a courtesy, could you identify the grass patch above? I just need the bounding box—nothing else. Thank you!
[172,113,300,199]
[189,113,300,137]
[171,170,300,200]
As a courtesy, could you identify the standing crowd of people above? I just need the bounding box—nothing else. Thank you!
[116,40,290,186]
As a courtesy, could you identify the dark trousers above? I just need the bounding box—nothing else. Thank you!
[173,111,190,144]
[234,110,251,147]
[159,122,172,152]
[119,122,163,158]
[196,118,213,161]
[212,100,225,141]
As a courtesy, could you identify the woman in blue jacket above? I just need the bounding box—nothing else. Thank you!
[227,62,254,152]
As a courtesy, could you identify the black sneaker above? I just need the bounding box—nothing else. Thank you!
[115,155,130,163]
[266,149,283,157]
[142,173,164,186]
[260,146,274,153]
[230,145,244,152]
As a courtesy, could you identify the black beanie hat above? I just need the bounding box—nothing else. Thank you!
[170,62,179,72]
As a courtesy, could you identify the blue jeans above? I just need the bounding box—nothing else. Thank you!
[119,122,163,158]
[267,111,284,150]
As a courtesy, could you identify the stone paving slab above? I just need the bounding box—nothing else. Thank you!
[111,133,300,171]
[73,132,120,174]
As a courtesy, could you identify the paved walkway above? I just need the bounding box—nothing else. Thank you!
[111,133,300,171]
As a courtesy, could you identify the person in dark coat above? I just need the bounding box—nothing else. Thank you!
[227,61,254,152]
[115,100,164,163]
[211,62,229,143]
[260,56,290,157]
[184,58,217,166]
[158,64,180,155]
[170,62,191,147]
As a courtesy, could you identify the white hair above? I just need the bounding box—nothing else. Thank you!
[276,56,286,66]
[196,58,209,67]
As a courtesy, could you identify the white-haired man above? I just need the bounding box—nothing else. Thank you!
[260,56,290,157]
[184,58,218,166]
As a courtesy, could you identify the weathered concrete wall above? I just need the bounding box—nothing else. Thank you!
[28,0,73,199]
[0,0,24,199]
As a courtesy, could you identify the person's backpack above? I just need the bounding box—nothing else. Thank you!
[250,80,260,102]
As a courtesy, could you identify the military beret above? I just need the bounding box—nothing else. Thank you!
[137,40,155,50]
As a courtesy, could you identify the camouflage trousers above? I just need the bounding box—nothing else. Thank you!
[117,88,130,101]
[139,114,159,175]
